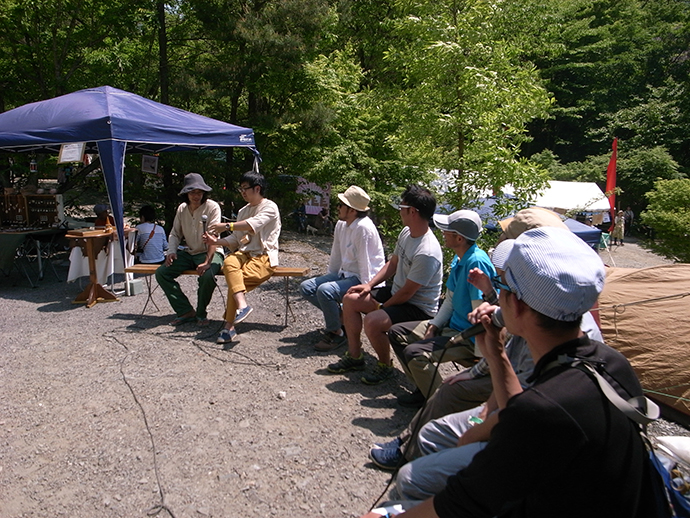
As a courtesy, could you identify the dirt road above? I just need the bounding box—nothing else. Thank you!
[0,231,681,517]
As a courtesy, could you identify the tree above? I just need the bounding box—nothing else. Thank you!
[378,0,553,215]
[0,0,158,107]
[523,0,690,176]
[641,179,690,262]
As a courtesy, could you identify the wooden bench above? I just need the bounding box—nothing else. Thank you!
[124,263,309,325]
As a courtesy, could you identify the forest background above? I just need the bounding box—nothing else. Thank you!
[1,0,689,260]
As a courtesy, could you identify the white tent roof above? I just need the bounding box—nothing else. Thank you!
[532,181,610,212]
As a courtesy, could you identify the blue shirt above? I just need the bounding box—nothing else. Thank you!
[446,243,496,333]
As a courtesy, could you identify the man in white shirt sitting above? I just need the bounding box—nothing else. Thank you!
[300,186,386,351]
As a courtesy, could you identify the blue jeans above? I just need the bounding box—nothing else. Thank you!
[396,406,487,500]
[299,272,361,333]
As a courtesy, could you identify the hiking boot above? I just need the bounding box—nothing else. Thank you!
[361,361,395,385]
[369,445,405,471]
[397,388,425,408]
[327,351,365,373]
[314,331,347,352]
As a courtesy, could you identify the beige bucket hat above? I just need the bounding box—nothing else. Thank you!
[338,186,370,212]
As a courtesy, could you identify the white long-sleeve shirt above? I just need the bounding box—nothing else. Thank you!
[328,216,385,285]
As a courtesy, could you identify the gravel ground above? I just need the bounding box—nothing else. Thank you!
[0,230,684,517]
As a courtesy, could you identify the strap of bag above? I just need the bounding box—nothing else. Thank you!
[139,225,157,253]
[572,360,660,425]
[543,354,660,425]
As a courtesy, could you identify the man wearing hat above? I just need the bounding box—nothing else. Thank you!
[367,207,603,472]
[204,170,281,345]
[299,186,385,351]
[497,206,567,240]
[156,172,223,326]
[365,227,654,517]
[327,184,443,385]
[388,210,495,408]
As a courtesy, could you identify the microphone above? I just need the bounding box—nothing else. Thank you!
[446,308,504,348]
[201,214,208,234]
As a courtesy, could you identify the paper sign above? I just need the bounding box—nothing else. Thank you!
[58,142,86,164]
[142,155,159,174]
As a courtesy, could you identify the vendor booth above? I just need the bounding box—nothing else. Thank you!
[0,86,258,302]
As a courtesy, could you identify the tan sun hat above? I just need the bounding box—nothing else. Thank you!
[498,207,567,239]
[338,186,370,212]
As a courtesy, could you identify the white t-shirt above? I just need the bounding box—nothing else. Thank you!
[225,198,282,267]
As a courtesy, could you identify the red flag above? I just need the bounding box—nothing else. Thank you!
[605,137,618,231]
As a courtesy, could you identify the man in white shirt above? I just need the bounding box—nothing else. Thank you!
[327,185,443,385]
[300,186,386,351]
[204,171,281,346]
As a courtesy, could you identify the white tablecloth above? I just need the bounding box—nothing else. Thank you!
[67,233,136,284]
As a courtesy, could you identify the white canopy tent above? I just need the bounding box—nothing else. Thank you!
[531,180,610,213]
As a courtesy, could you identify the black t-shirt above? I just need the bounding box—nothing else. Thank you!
[434,336,657,518]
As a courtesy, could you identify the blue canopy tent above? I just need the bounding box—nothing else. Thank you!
[564,217,602,249]
[0,85,259,261]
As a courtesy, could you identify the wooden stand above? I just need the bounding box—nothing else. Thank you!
[67,230,119,308]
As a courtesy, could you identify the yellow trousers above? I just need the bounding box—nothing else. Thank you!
[222,251,274,322]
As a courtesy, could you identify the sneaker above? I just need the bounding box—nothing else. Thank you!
[327,351,365,373]
[397,389,425,408]
[217,328,240,345]
[369,445,405,471]
[361,361,395,385]
[233,305,253,325]
[372,437,403,450]
[314,331,347,352]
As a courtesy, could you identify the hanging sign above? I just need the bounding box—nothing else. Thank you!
[58,142,86,164]
[141,155,159,174]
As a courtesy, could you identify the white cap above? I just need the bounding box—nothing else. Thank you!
[433,210,482,241]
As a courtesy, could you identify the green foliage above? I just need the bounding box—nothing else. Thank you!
[379,0,553,218]
[0,0,157,106]
[1,0,690,231]
[641,179,690,262]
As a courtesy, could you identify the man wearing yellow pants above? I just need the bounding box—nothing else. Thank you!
[204,171,281,346]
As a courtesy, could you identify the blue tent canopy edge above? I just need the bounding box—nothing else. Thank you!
[0,86,259,261]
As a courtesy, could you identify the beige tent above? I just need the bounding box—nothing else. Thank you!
[598,264,690,419]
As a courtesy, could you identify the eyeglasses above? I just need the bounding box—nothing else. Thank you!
[398,204,417,211]
[237,185,253,193]
[491,275,512,293]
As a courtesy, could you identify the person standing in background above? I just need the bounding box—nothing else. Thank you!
[624,206,634,236]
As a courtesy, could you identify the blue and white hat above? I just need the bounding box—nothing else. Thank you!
[494,227,605,321]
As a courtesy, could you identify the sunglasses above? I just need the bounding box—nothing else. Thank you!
[398,204,418,211]
[491,275,512,293]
